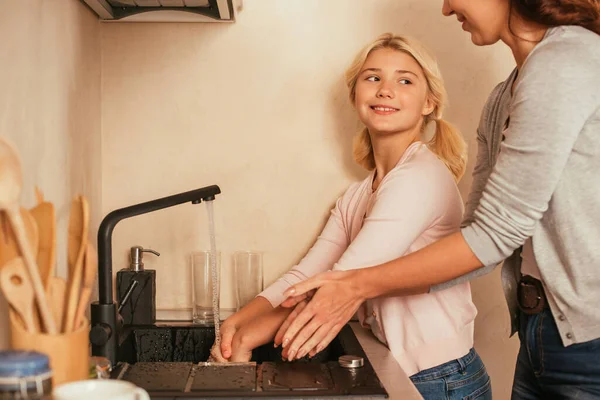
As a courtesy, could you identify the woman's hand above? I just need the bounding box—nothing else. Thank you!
[274,299,309,360]
[280,289,315,308]
[276,300,324,361]
[278,269,365,360]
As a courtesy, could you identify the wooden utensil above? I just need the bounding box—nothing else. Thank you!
[0,258,36,333]
[74,241,96,329]
[47,276,67,333]
[0,208,39,268]
[64,195,89,332]
[30,187,56,290]
[0,138,57,334]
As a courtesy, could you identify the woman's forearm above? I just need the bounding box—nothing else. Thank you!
[357,231,483,299]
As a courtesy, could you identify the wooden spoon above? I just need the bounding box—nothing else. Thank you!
[30,188,56,290]
[0,208,39,269]
[47,276,67,333]
[0,258,36,333]
[0,138,57,334]
[0,210,42,332]
[74,241,97,329]
[64,195,89,332]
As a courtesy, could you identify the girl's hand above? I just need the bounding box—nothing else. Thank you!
[218,320,239,359]
[209,341,229,362]
[229,328,254,362]
[211,320,253,362]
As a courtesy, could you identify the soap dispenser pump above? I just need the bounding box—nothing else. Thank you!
[116,246,160,326]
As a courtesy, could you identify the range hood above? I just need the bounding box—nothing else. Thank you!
[82,0,239,22]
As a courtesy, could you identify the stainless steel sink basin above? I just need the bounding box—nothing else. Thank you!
[112,324,387,398]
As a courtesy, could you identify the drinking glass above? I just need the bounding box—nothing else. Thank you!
[233,251,263,311]
[191,251,220,325]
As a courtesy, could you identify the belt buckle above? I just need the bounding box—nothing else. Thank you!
[517,276,546,315]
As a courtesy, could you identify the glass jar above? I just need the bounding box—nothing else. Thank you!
[0,350,52,399]
[88,356,111,379]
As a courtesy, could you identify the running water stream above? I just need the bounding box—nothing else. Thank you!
[205,200,220,346]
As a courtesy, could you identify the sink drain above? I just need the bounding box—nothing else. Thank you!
[338,355,364,368]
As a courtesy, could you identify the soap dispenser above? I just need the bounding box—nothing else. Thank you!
[116,246,160,326]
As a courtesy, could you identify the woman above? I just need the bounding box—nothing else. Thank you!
[278,1,600,398]
[211,33,492,399]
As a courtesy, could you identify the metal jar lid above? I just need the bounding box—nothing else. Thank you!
[338,355,364,368]
[0,351,50,378]
[0,350,52,397]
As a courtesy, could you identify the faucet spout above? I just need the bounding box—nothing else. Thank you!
[91,184,221,365]
[97,185,220,304]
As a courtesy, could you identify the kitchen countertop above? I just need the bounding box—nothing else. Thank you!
[248,323,423,400]
[349,323,423,400]
[154,316,421,398]
[118,323,423,400]
[223,323,423,400]
[46,321,422,400]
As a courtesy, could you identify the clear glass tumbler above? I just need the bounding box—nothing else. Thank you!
[233,251,263,311]
[191,251,220,325]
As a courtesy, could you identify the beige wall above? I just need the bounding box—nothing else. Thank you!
[0,0,101,348]
[101,0,517,397]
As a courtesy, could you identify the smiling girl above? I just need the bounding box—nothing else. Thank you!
[211,33,491,399]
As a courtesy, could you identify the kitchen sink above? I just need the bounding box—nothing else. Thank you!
[111,324,388,398]
[117,323,343,364]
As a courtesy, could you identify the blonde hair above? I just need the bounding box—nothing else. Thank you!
[346,33,467,181]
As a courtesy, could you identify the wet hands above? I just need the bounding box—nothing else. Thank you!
[209,322,236,362]
[208,343,227,363]
[276,269,364,361]
[274,299,312,361]
[209,320,252,363]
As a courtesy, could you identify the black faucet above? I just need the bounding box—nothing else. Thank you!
[89,185,221,366]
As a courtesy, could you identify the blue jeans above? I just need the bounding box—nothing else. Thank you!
[410,348,492,399]
[512,308,600,399]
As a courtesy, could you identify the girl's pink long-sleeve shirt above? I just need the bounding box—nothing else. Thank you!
[259,142,476,376]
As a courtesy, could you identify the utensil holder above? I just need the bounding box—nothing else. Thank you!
[10,313,90,387]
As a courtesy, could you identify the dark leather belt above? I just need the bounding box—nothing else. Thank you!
[517,275,548,315]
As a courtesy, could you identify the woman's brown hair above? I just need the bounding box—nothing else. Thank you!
[511,0,600,35]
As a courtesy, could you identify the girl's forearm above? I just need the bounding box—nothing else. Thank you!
[233,306,293,354]
[227,296,275,328]
[357,232,483,299]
